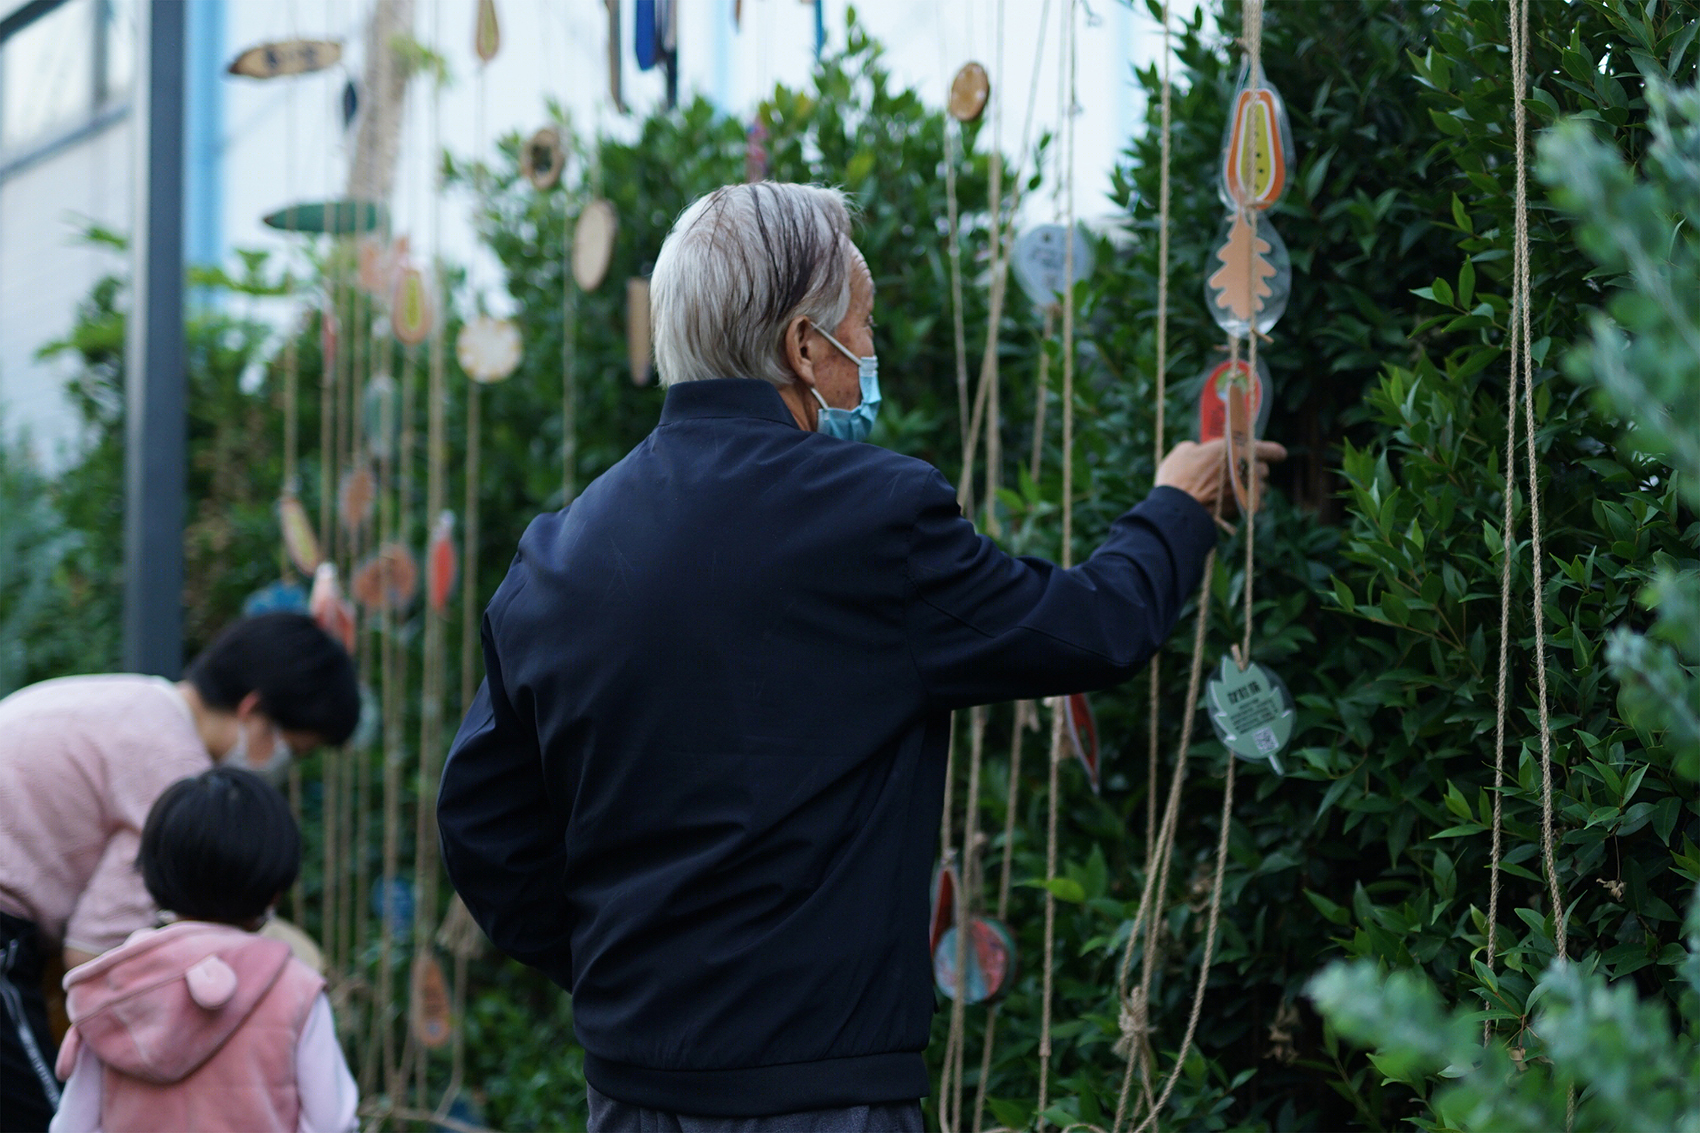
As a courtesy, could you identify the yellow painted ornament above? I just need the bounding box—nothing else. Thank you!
[391,266,431,346]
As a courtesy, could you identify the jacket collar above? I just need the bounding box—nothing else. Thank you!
[659,378,799,428]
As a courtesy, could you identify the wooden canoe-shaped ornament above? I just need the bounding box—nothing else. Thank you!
[338,465,375,534]
[627,278,652,386]
[933,915,1017,1004]
[928,855,958,956]
[1205,209,1290,339]
[309,563,357,652]
[474,0,501,62]
[745,118,769,183]
[227,39,341,80]
[457,316,523,383]
[1220,64,1294,211]
[351,542,419,613]
[573,201,618,291]
[391,266,432,346]
[1224,373,1259,515]
[522,126,567,190]
[1063,693,1100,794]
[427,511,458,614]
[410,953,453,1050]
[1198,356,1271,445]
[278,493,321,576]
[262,199,388,235]
[948,62,990,123]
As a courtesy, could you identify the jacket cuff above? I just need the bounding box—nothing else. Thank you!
[1133,485,1219,586]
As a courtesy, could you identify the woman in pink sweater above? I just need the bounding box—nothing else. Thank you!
[50,768,356,1133]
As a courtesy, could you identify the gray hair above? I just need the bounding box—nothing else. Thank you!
[651,183,855,389]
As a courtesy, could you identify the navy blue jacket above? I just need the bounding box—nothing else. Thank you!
[437,378,1216,1116]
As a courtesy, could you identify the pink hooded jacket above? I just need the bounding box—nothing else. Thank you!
[56,921,324,1132]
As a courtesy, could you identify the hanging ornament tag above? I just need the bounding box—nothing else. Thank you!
[372,877,416,932]
[457,316,523,383]
[522,126,566,190]
[357,235,406,297]
[928,854,959,956]
[1204,656,1295,775]
[427,511,458,613]
[933,915,1017,1004]
[262,199,388,235]
[338,465,376,534]
[227,39,342,79]
[242,581,308,617]
[1011,224,1095,310]
[351,542,420,613]
[627,277,653,386]
[573,200,618,292]
[409,953,453,1050]
[1062,692,1100,794]
[391,266,432,346]
[1219,64,1295,211]
[745,118,770,183]
[1197,355,1271,444]
[257,917,325,973]
[278,493,321,576]
[948,62,990,123]
[364,372,398,460]
[474,0,501,62]
[1205,209,1291,339]
[309,563,357,652]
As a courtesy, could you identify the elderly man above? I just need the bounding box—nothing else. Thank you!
[438,182,1283,1131]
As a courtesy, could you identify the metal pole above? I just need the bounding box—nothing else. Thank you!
[123,0,186,677]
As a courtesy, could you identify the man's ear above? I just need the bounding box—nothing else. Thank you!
[236,689,263,721]
[783,315,818,387]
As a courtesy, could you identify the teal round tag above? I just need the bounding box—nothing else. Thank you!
[1205,657,1295,775]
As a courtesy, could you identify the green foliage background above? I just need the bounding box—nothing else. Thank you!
[4,2,1698,1129]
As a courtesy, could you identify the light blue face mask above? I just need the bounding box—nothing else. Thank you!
[806,323,881,443]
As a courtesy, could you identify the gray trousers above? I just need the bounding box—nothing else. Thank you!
[586,1085,925,1132]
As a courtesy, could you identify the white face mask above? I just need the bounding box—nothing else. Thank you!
[227,717,291,786]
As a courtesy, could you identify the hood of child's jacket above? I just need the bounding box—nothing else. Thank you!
[60,921,292,1084]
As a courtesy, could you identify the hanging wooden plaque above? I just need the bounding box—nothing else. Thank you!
[391,266,432,346]
[227,39,341,80]
[474,0,501,62]
[410,954,453,1050]
[521,126,567,190]
[338,465,375,534]
[457,316,523,383]
[1205,657,1295,775]
[627,278,653,386]
[573,200,618,291]
[948,62,990,123]
[278,494,321,576]
[351,542,419,613]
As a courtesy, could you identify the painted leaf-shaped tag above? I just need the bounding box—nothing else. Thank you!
[364,372,398,460]
[1197,356,1271,444]
[474,0,500,62]
[278,493,321,576]
[573,201,618,291]
[227,39,342,79]
[948,62,990,123]
[1063,693,1100,794]
[745,118,769,183]
[351,542,419,613]
[338,464,375,533]
[627,278,652,386]
[1205,656,1295,775]
[928,854,958,956]
[410,953,452,1050]
[1205,210,1291,339]
[521,126,566,191]
[456,316,523,383]
[309,563,357,652]
[933,915,1017,1004]
[391,266,431,346]
[1219,64,1294,210]
[427,511,458,613]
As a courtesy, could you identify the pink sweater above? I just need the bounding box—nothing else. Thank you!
[0,675,210,953]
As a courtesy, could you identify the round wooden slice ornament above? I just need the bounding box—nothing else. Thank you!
[1205,656,1295,775]
[948,62,990,123]
[410,954,452,1050]
[933,916,1017,1004]
[573,200,618,291]
[392,266,432,346]
[456,316,523,383]
[521,126,567,190]
[278,493,321,576]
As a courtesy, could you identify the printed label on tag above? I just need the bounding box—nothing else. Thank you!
[1205,656,1295,775]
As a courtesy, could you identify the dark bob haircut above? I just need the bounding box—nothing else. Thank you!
[140,767,301,925]
[184,612,359,746]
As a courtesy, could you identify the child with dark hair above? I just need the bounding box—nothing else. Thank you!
[49,768,356,1133]
[0,614,357,1129]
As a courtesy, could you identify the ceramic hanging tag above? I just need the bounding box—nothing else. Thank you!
[1205,209,1290,339]
[457,316,523,383]
[1219,63,1295,211]
[627,278,653,386]
[522,126,566,190]
[242,581,308,617]
[309,563,357,652]
[933,915,1017,1004]
[573,201,618,292]
[1062,693,1100,794]
[262,199,388,235]
[745,118,770,183]
[364,372,398,460]
[928,854,959,956]
[1205,656,1295,775]
[1011,224,1095,310]
[409,953,452,1050]
[427,511,458,613]
[227,39,342,79]
[338,465,376,534]
[391,266,432,346]
[474,0,501,62]
[1197,355,1272,444]
[351,542,419,613]
[948,62,990,123]
[278,494,321,576]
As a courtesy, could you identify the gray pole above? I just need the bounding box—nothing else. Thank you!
[123,0,187,677]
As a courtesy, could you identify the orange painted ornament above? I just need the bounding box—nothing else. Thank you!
[426,511,458,614]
